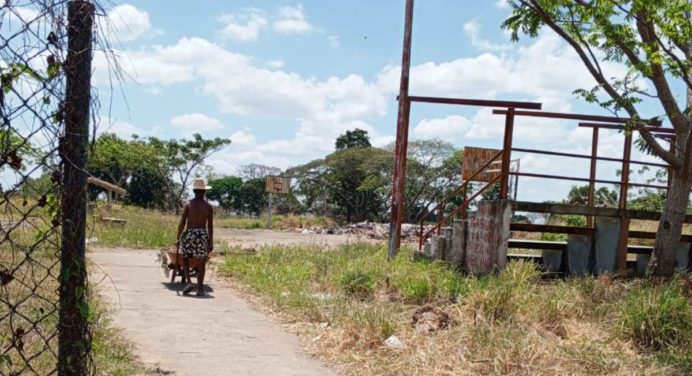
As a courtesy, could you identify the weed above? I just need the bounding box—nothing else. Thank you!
[616,279,692,350]
[340,270,376,300]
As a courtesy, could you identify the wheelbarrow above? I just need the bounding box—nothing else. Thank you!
[167,247,202,284]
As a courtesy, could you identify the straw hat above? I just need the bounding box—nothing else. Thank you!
[190,178,211,190]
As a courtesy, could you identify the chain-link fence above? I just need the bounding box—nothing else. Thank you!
[1,1,94,374]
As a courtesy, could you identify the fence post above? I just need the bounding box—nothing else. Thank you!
[587,127,599,227]
[499,108,515,199]
[58,1,94,375]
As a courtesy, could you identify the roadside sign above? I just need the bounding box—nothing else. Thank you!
[462,147,502,182]
[265,176,290,194]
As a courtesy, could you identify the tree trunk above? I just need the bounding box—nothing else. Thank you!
[649,167,691,276]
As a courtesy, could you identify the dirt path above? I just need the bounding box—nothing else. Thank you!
[90,248,335,376]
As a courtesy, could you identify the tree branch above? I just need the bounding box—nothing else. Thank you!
[635,13,686,131]
[523,0,680,167]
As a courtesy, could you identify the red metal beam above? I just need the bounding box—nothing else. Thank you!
[492,109,662,126]
[500,109,515,199]
[408,96,542,110]
[587,127,599,227]
[511,147,669,168]
[578,122,673,133]
[388,0,414,259]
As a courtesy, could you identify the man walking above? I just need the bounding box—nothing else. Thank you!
[176,178,214,296]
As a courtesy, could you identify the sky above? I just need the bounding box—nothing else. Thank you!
[85,0,680,202]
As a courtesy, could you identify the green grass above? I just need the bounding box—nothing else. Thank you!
[219,243,692,375]
[87,203,335,249]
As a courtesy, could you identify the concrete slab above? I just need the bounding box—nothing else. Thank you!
[566,235,593,276]
[466,200,511,275]
[541,249,562,273]
[594,217,621,275]
[89,249,334,376]
[445,220,466,267]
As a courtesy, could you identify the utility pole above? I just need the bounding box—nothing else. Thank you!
[388,0,415,259]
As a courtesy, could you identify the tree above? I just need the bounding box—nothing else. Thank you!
[505,1,692,277]
[566,185,618,207]
[126,167,174,210]
[239,178,266,216]
[207,176,243,213]
[335,128,371,150]
[236,164,282,181]
[147,133,230,212]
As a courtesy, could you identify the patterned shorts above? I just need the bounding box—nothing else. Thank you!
[181,228,209,259]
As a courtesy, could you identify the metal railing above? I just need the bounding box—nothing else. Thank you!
[418,149,503,249]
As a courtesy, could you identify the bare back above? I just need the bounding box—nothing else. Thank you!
[184,199,212,229]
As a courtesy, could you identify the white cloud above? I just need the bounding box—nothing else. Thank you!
[170,113,225,135]
[102,4,160,43]
[494,0,511,9]
[266,59,285,69]
[96,117,144,139]
[463,19,511,51]
[218,9,268,42]
[328,35,341,48]
[99,37,387,169]
[413,115,473,141]
[273,4,316,34]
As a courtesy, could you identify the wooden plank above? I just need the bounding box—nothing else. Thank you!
[462,147,502,182]
[628,231,692,242]
[510,223,594,236]
[508,239,566,251]
[513,201,692,223]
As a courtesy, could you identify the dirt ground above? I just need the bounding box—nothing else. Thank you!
[215,228,381,249]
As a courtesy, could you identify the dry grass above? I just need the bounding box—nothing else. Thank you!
[0,216,146,375]
[219,243,692,375]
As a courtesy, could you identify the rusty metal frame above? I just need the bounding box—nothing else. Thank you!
[388,0,544,258]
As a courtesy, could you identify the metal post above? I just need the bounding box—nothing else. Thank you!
[587,127,599,227]
[619,133,632,209]
[59,1,94,375]
[267,193,273,229]
[499,108,515,199]
[388,0,414,259]
[513,159,520,202]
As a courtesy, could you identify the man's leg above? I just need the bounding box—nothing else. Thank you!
[196,260,206,296]
[182,257,194,294]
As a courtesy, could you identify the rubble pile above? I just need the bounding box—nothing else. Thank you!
[299,221,432,240]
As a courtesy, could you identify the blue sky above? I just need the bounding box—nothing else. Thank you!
[91,0,679,202]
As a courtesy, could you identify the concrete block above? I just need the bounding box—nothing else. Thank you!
[466,200,512,275]
[444,227,453,261]
[542,249,562,273]
[423,242,432,259]
[676,242,690,271]
[446,219,466,267]
[635,254,650,277]
[594,217,621,275]
[566,235,593,276]
[430,236,447,260]
[632,243,689,277]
